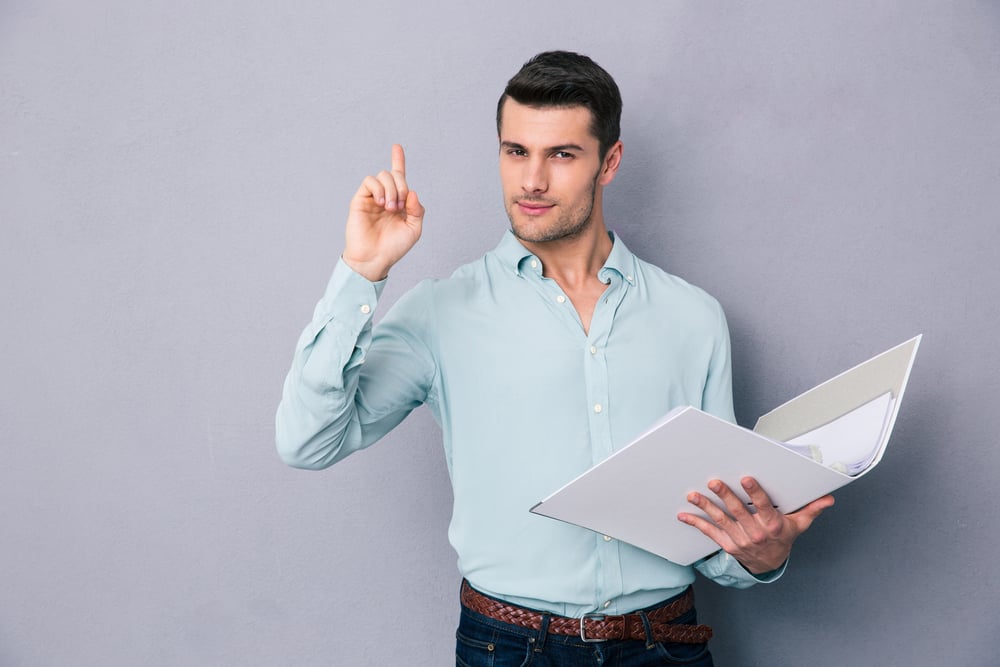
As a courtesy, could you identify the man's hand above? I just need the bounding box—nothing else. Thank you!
[677,477,834,575]
[342,144,425,281]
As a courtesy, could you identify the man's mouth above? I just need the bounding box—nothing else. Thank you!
[516,199,555,215]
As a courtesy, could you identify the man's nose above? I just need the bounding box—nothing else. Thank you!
[522,158,548,194]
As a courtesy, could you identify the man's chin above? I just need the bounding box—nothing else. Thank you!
[508,219,546,244]
[507,210,590,245]
[510,225,581,245]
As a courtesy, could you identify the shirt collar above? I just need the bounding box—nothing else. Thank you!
[495,230,638,286]
[600,231,638,286]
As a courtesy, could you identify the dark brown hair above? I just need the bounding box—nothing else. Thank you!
[497,50,623,158]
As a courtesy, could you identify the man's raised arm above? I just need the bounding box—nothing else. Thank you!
[275,145,431,469]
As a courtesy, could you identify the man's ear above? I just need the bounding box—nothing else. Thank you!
[598,141,624,186]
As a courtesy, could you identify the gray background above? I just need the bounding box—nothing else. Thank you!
[2,1,998,665]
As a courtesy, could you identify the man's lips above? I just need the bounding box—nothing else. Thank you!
[516,200,555,215]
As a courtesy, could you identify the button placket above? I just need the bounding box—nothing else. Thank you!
[585,271,629,611]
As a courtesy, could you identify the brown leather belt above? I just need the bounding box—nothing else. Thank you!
[460,581,713,644]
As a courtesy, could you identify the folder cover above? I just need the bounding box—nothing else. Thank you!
[530,336,921,566]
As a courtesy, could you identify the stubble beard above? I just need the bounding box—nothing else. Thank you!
[507,179,598,245]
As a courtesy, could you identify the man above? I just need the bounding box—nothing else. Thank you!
[276,51,833,666]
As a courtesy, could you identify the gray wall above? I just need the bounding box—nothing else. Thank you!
[2,2,998,665]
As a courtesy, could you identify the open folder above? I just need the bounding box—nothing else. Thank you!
[530,335,922,566]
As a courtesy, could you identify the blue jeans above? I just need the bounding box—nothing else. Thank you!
[455,589,714,667]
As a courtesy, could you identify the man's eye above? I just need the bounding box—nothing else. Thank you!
[507,149,527,157]
[553,151,574,159]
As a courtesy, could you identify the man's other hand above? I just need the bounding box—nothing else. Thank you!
[677,477,834,575]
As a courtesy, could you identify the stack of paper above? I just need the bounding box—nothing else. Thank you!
[779,390,895,475]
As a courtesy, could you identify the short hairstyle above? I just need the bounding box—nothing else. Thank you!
[497,50,622,159]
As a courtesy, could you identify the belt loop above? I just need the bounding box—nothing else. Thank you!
[638,611,656,650]
[533,613,551,653]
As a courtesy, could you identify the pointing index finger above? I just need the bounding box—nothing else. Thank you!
[391,144,406,176]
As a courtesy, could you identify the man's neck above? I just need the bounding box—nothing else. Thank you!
[518,218,614,336]
[521,221,613,291]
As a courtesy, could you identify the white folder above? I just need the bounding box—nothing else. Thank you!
[530,335,922,566]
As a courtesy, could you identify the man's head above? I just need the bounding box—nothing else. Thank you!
[497,51,622,160]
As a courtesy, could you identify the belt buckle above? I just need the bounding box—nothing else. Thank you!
[580,613,607,643]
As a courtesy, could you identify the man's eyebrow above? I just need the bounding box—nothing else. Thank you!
[500,141,587,153]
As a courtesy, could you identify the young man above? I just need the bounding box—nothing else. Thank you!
[276,51,832,666]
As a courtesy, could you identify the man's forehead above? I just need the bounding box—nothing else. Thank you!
[498,100,598,148]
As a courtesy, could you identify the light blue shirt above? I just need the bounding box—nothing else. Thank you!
[276,231,782,617]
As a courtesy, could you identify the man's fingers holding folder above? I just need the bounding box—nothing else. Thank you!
[677,476,835,575]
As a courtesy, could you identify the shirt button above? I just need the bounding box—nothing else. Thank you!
[603,600,612,609]
[590,346,597,355]
[603,535,612,542]
[530,259,538,269]
[593,404,603,413]
[556,295,566,304]
[360,304,371,314]
[626,275,634,283]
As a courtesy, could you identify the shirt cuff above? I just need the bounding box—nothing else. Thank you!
[694,551,788,588]
[328,258,387,298]
[312,259,386,323]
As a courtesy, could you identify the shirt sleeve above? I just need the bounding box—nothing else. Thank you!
[274,260,436,469]
[700,299,736,424]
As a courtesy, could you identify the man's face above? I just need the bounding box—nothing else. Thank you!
[499,100,612,244]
